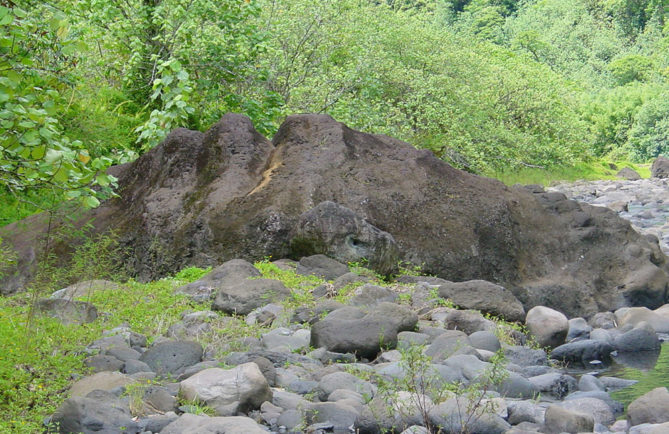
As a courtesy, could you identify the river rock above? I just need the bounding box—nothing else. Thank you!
[651,156,669,178]
[69,371,135,397]
[139,340,203,377]
[613,321,661,351]
[50,390,141,434]
[615,306,669,333]
[627,387,669,426]
[5,114,669,319]
[296,254,349,281]
[560,397,615,426]
[525,306,569,348]
[428,398,511,433]
[507,400,545,425]
[316,371,376,401]
[543,404,594,433]
[161,413,267,434]
[349,284,398,306]
[566,317,591,341]
[618,167,641,180]
[424,330,476,362]
[356,392,431,433]
[35,298,98,325]
[310,302,417,359]
[179,363,272,416]
[528,373,577,399]
[50,279,122,299]
[550,340,613,366]
[305,401,360,431]
[578,374,605,392]
[437,280,525,321]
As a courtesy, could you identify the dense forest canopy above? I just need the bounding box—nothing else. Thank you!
[2,0,669,218]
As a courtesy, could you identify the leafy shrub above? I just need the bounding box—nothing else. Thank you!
[628,90,669,160]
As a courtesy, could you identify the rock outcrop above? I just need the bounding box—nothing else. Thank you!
[2,114,669,317]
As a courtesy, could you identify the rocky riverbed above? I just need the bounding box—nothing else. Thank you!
[41,255,669,434]
[550,177,669,255]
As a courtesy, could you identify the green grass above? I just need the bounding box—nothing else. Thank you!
[0,269,210,432]
[488,159,651,186]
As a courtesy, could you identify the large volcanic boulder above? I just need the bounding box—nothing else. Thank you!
[2,114,669,317]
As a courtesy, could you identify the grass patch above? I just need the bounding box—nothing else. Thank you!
[489,159,651,186]
[0,267,209,432]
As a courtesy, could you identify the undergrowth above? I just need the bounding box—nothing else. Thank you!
[0,268,207,432]
[490,159,650,186]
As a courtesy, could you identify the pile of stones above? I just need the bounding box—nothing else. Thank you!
[41,255,669,433]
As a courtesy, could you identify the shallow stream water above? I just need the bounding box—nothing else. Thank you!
[608,343,669,407]
[550,178,669,409]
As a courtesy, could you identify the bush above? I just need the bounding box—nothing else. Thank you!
[628,90,669,160]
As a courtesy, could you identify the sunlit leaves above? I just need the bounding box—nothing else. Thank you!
[0,5,116,207]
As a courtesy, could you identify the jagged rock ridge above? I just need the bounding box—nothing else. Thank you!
[2,113,668,317]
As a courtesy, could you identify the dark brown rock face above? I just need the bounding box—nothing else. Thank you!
[2,113,669,317]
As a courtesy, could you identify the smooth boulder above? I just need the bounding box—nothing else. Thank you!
[525,306,569,348]
[179,363,272,416]
[437,280,525,322]
[310,303,418,359]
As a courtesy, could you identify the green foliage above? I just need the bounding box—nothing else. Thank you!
[0,5,116,207]
[173,265,212,282]
[628,89,669,159]
[609,54,656,85]
[254,259,323,308]
[0,270,205,432]
[0,237,16,279]
[490,159,650,185]
[259,0,589,172]
[374,344,510,432]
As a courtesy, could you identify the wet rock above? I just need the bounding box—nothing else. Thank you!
[550,339,613,366]
[613,321,661,351]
